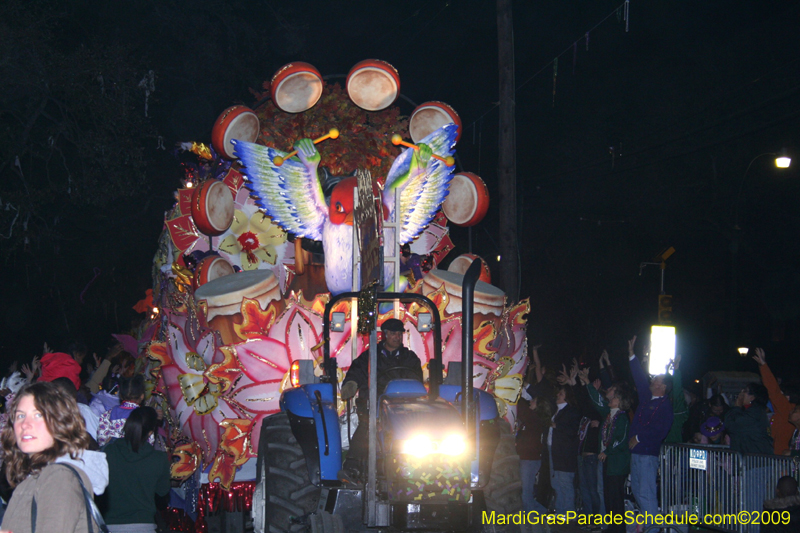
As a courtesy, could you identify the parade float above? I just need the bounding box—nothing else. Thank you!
[137,60,529,530]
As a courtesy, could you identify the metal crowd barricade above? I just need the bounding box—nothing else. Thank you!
[660,444,800,533]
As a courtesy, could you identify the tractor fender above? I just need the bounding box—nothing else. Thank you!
[280,384,342,482]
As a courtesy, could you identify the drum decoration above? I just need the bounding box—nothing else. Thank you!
[211,105,260,159]
[194,269,284,345]
[409,101,462,144]
[447,254,491,284]
[193,255,235,290]
[270,62,324,114]
[346,59,400,111]
[191,180,235,236]
[441,172,490,227]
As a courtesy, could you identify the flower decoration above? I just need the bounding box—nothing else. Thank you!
[219,210,287,270]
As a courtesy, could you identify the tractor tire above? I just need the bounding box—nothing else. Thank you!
[253,412,321,533]
[483,419,523,532]
[309,511,344,533]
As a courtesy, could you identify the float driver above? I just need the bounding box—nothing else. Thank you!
[338,318,423,483]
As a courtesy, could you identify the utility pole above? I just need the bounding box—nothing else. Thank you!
[497,0,519,302]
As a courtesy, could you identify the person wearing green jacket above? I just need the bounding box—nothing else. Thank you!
[579,369,632,533]
[665,355,688,444]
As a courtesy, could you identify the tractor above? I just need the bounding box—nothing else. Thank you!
[252,261,522,532]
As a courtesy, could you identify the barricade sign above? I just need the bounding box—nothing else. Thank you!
[689,448,707,470]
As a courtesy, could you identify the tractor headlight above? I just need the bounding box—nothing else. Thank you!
[439,434,466,456]
[401,435,436,457]
[398,434,466,457]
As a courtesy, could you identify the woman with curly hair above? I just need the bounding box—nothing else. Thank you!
[0,381,109,533]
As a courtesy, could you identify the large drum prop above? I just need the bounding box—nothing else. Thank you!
[441,172,490,227]
[421,269,505,330]
[193,255,235,290]
[346,59,400,111]
[447,254,491,284]
[194,269,284,345]
[211,105,260,159]
[270,62,324,113]
[191,180,235,237]
[409,101,462,144]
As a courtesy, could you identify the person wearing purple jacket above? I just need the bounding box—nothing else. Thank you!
[627,335,673,527]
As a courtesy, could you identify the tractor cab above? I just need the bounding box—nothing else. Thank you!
[252,261,520,533]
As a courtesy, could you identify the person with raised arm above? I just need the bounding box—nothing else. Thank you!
[751,348,797,455]
[627,335,673,525]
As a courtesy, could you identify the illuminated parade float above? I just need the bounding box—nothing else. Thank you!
[137,60,529,530]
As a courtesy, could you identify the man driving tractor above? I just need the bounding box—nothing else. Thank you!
[338,318,423,482]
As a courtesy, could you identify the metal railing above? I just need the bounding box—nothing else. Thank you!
[660,444,800,533]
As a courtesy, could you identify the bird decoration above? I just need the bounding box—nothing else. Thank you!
[232,123,458,295]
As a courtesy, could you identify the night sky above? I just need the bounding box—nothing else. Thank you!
[1,0,799,389]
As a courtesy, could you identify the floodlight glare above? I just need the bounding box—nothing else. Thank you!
[775,156,791,169]
[737,347,749,356]
[649,325,676,375]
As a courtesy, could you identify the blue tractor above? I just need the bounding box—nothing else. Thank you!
[252,261,522,532]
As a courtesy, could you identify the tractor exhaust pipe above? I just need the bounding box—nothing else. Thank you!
[461,259,482,432]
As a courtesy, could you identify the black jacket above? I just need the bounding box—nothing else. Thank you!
[551,403,581,473]
[343,341,423,413]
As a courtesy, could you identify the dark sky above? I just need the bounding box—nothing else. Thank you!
[1,0,799,386]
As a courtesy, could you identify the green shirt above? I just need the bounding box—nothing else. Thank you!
[103,439,171,525]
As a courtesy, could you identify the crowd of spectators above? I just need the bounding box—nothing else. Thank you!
[0,340,170,533]
[516,339,800,532]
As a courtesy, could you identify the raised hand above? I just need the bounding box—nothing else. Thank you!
[603,350,611,366]
[674,353,682,371]
[31,355,41,373]
[752,348,766,366]
[628,335,637,357]
[577,367,590,385]
[21,363,34,381]
[556,364,569,385]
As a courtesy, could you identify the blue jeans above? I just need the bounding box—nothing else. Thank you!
[578,454,601,515]
[520,459,549,514]
[597,459,606,514]
[551,470,576,514]
[630,453,659,519]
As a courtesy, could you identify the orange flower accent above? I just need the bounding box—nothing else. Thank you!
[209,418,255,490]
[171,442,202,481]
[426,283,451,318]
[146,341,172,376]
[508,298,531,327]
[219,418,254,466]
[208,452,237,491]
[473,320,499,358]
[233,298,280,340]
[204,346,243,394]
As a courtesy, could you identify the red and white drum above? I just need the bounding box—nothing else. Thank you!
[270,62,323,114]
[194,269,284,345]
[447,254,491,284]
[409,101,462,144]
[191,180,235,236]
[441,172,489,227]
[193,255,234,290]
[211,105,260,159]
[346,59,400,111]
[421,269,505,327]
